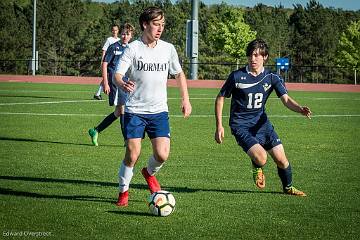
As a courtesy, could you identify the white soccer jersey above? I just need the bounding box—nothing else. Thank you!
[102,36,120,51]
[116,39,182,114]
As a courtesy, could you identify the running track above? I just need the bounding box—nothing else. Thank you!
[0,75,359,92]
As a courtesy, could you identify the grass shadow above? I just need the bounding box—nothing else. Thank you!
[0,136,119,147]
[0,94,56,99]
[0,175,283,195]
[0,187,114,204]
[107,210,153,217]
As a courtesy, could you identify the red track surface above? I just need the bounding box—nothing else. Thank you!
[1,74,359,92]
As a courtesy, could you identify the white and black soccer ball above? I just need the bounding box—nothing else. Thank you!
[147,190,176,217]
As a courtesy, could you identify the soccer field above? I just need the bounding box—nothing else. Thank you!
[0,82,359,239]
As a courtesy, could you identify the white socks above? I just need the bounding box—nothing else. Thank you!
[118,156,164,192]
[95,84,103,96]
[147,155,163,176]
[118,160,133,193]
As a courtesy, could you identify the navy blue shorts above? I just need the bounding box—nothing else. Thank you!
[124,112,170,140]
[108,73,128,106]
[231,120,282,153]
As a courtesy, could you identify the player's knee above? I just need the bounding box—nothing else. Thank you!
[253,151,267,166]
[125,148,141,165]
[114,106,122,117]
[154,151,169,163]
[274,158,289,169]
[123,156,137,167]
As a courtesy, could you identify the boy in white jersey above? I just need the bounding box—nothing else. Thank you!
[93,24,120,100]
[114,7,192,206]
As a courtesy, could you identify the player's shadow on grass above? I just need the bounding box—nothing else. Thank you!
[163,185,282,195]
[107,210,153,217]
[0,175,119,188]
[0,136,88,146]
[0,187,115,204]
[0,136,119,147]
[0,94,55,99]
[0,175,283,197]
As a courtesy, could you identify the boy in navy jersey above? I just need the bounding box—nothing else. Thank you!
[215,39,311,196]
[93,24,120,100]
[88,23,135,146]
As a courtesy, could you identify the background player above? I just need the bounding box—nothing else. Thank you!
[113,7,192,206]
[93,24,120,100]
[214,39,311,196]
[88,23,135,146]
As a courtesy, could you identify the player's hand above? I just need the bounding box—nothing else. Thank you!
[122,81,135,93]
[104,86,110,95]
[103,83,110,95]
[300,106,312,119]
[101,80,110,95]
[181,99,192,118]
[215,126,224,144]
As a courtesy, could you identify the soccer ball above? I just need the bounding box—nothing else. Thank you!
[147,190,176,217]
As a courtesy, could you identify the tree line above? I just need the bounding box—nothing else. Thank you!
[0,0,359,83]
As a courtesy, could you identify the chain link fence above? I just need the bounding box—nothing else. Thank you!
[0,59,358,84]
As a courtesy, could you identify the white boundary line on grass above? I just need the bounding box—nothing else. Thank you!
[1,96,359,106]
[0,99,103,106]
[0,112,359,118]
[0,90,90,93]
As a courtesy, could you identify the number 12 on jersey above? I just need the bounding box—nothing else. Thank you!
[247,93,263,109]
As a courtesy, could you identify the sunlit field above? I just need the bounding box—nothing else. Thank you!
[0,82,359,239]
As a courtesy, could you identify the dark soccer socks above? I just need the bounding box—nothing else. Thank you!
[95,112,117,133]
[277,163,293,190]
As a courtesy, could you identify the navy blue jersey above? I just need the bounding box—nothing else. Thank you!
[103,41,127,75]
[219,66,287,128]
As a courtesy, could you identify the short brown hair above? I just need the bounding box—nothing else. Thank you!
[246,39,269,58]
[111,24,120,31]
[139,7,164,31]
[120,23,135,35]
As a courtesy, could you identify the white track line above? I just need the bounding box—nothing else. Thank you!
[0,112,359,118]
[0,100,104,106]
[0,90,89,93]
[1,97,359,106]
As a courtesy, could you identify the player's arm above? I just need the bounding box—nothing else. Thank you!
[114,72,135,93]
[114,47,135,93]
[101,61,110,95]
[280,94,312,119]
[100,50,106,67]
[214,95,225,144]
[101,38,110,67]
[174,71,192,118]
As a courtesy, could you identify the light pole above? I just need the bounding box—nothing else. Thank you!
[31,0,37,76]
[189,0,198,80]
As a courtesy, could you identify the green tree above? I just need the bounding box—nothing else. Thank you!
[36,0,86,75]
[336,20,360,69]
[244,4,291,62]
[210,8,256,63]
[0,0,32,73]
[289,0,337,66]
[196,3,252,79]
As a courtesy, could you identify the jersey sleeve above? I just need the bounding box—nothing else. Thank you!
[115,46,132,75]
[102,38,111,51]
[169,45,182,75]
[103,44,115,63]
[271,73,288,97]
[218,71,235,98]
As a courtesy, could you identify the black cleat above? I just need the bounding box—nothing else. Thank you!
[93,95,102,100]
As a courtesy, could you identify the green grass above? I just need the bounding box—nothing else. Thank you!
[0,82,359,239]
